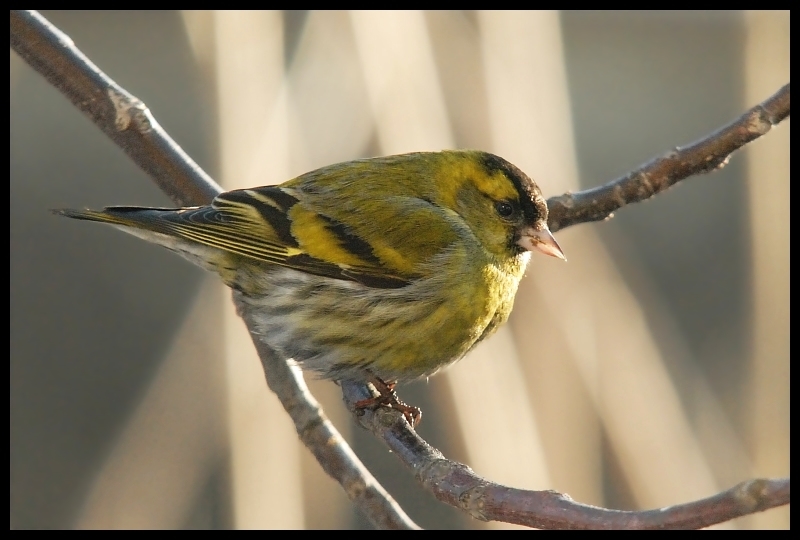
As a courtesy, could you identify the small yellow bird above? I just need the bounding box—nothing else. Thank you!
[55,150,565,425]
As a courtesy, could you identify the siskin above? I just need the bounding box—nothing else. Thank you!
[55,150,565,425]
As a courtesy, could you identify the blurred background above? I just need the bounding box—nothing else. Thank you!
[10,10,789,529]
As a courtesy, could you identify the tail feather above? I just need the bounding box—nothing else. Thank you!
[51,206,182,232]
[52,206,236,281]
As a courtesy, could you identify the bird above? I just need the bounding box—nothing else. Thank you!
[54,150,565,426]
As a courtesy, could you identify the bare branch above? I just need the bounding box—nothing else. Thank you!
[341,382,790,529]
[12,9,789,530]
[9,9,221,207]
[10,9,418,530]
[547,84,790,232]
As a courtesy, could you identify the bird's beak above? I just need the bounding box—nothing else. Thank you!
[518,226,566,261]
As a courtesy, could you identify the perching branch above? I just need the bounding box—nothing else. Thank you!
[340,381,790,529]
[12,9,789,530]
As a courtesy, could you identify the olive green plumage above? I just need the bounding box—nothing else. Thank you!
[55,150,564,384]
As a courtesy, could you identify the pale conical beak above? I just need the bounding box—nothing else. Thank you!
[518,226,566,261]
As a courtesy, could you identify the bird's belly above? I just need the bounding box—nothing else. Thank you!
[241,265,518,383]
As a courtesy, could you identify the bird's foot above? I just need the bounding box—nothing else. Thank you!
[354,376,422,428]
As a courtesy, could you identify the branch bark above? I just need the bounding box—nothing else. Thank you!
[340,382,790,529]
[546,83,790,232]
[9,9,221,207]
[11,9,789,530]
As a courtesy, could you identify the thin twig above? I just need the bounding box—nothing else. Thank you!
[12,9,789,530]
[341,382,790,529]
[10,9,418,531]
[546,83,790,232]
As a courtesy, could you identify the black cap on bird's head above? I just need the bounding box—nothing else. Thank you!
[480,153,566,261]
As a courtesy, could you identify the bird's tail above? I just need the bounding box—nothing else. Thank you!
[52,206,231,279]
[51,206,182,232]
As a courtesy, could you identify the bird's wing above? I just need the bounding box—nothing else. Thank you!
[205,186,421,288]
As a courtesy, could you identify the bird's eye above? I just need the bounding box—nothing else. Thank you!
[495,201,515,218]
